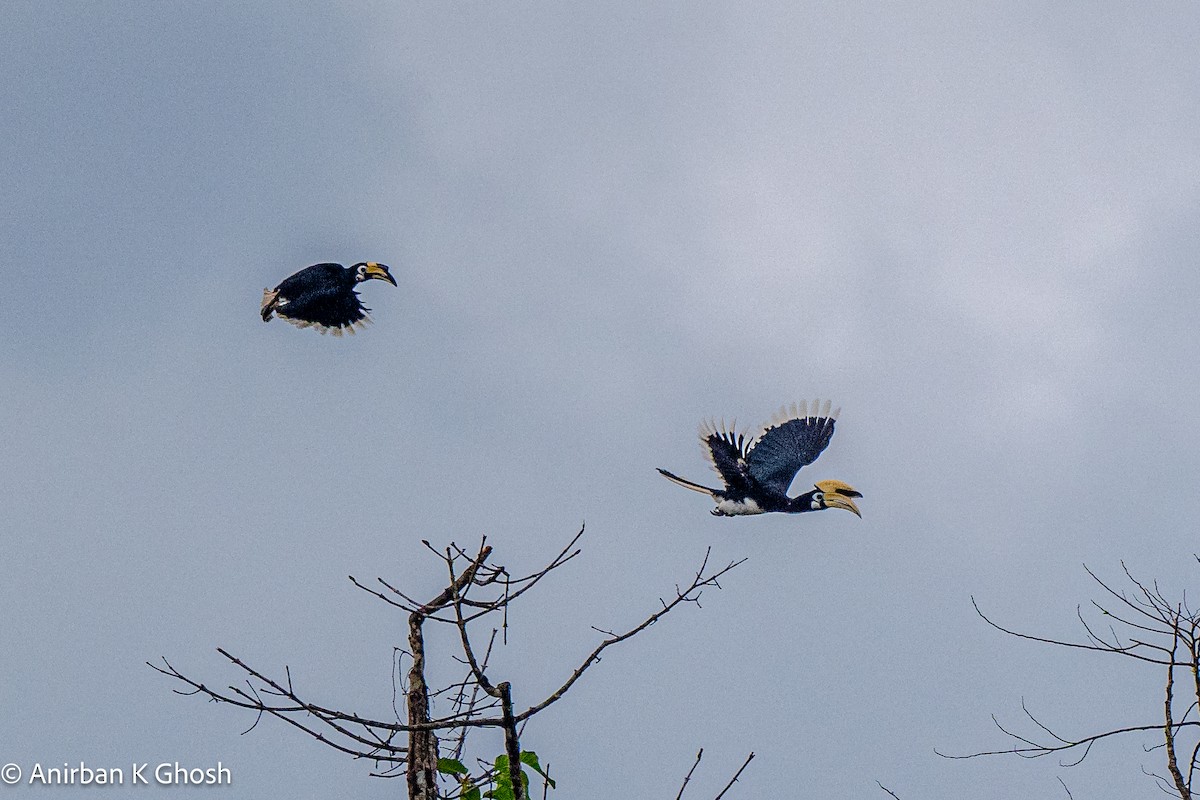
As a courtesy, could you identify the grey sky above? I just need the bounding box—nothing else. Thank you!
[2,2,1199,797]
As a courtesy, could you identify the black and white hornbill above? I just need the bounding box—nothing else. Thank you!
[658,400,862,517]
[261,262,397,335]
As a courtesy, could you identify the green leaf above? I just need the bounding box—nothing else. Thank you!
[490,754,514,797]
[519,752,556,790]
[463,788,482,800]
[437,758,469,776]
[491,754,527,800]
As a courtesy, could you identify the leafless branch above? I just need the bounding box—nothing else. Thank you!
[712,752,755,800]
[676,748,703,800]
[954,563,1200,799]
[518,549,744,722]
[971,597,1173,666]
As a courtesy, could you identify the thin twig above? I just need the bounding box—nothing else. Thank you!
[676,749,703,800]
[712,752,755,800]
[877,782,902,800]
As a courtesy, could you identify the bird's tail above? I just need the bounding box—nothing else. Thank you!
[656,468,718,497]
[261,288,279,322]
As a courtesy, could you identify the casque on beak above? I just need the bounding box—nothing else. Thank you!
[365,262,397,286]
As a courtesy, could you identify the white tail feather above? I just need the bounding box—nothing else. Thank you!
[657,469,717,497]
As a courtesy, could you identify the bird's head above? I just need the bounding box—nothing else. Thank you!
[352,262,397,286]
[811,480,863,517]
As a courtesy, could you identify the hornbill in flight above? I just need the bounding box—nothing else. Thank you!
[658,400,862,517]
[261,262,397,335]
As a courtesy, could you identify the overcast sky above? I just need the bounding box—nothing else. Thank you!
[3,3,1199,798]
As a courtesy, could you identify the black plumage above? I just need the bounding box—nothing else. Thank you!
[261,262,397,334]
[658,400,862,517]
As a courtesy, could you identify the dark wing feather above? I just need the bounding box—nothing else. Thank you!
[746,403,838,496]
[277,287,368,328]
[699,421,753,494]
[274,263,346,296]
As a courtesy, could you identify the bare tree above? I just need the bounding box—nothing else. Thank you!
[151,527,751,799]
[940,561,1200,799]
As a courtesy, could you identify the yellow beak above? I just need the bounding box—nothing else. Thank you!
[815,480,863,518]
[824,494,862,517]
[364,262,397,286]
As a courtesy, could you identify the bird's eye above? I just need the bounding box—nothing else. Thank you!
[810,492,823,510]
[357,265,368,278]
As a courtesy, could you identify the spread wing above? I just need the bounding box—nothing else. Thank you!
[745,401,838,496]
[699,420,753,494]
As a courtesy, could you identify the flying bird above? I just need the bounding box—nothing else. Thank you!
[261,262,397,335]
[658,400,862,517]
